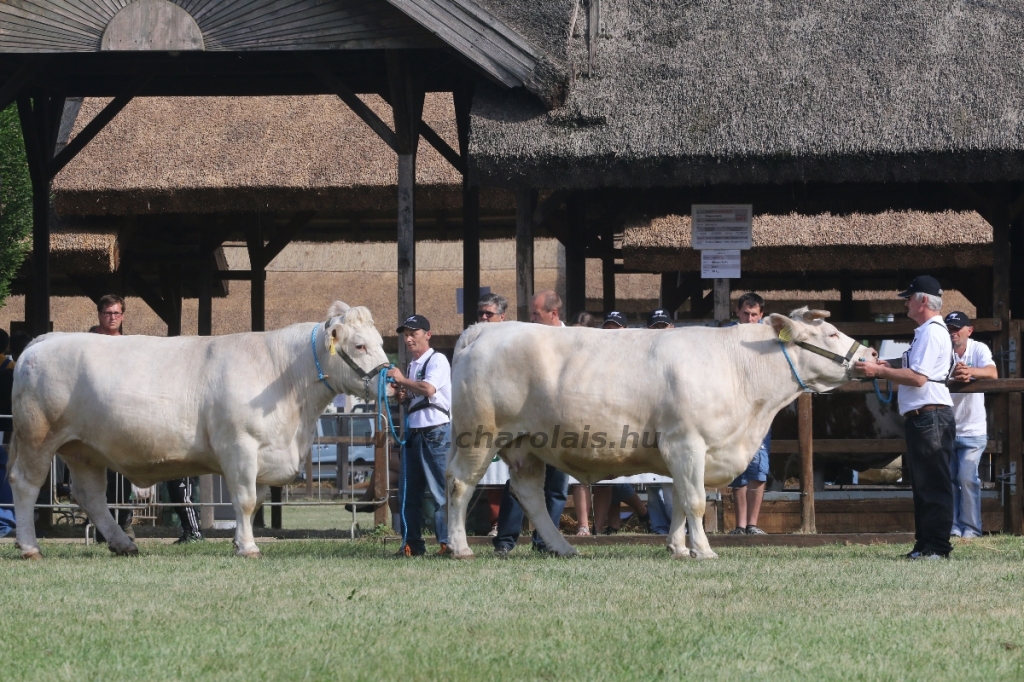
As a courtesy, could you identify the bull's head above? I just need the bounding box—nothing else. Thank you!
[320,301,392,399]
[768,307,878,392]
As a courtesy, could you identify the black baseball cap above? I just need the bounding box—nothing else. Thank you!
[603,311,627,328]
[898,275,943,299]
[397,314,430,333]
[647,309,672,327]
[944,311,971,329]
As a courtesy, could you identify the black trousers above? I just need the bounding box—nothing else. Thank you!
[904,406,955,555]
[166,477,201,536]
[105,469,133,527]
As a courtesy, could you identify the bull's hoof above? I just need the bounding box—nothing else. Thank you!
[451,551,475,561]
[689,548,719,560]
[236,549,263,559]
[554,548,579,558]
[21,548,42,560]
[109,542,139,557]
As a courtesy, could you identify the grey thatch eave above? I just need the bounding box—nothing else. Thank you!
[468,0,1024,189]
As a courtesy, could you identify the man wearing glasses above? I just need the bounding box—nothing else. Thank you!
[476,293,507,323]
[92,295,204,545]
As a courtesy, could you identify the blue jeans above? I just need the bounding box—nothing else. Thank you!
[730,432,771,488]
[399,423,450,553]
[950,434,987,538]
[904,407,955,555]
[646,485,672,535]
[0,445,15,537]
[493,465,569,552]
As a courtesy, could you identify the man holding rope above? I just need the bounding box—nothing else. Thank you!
[388,315,452,557]
[855,276,955,559]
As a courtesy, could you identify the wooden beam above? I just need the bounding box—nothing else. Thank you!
[516,188,537,321]
[160,265,182,337]
[0,59,50,113]
[126,269,173,327]
[374,432,389,527]
[48,74,150,179]
[246,222,266,333]
[564,193,587,317]
[456,84,479,330]
[798,393,815,533]
[713,279,730,324]
[419,120,465,174]
[307,57,399,152]
[831,378,1024,394]
[772,438,1003,455]
[262,211,316,264]
[991,194,1011,323]
[833,318,1003,338]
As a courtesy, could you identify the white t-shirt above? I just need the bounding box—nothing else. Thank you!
[897,317,953,416]
[952,338,995,437]
[406,349,452,429]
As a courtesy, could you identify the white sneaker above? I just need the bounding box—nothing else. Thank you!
[486,524,498,537]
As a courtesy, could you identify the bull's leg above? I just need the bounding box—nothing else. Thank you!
[664,445,718,560]
[8,436,52,560]
[220,454,262,558]
[509,453,576,558]
[446,444,500,559]
[66,462,138,556]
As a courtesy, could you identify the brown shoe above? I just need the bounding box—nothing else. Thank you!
[436,543,453,556]
[395,543,424,558]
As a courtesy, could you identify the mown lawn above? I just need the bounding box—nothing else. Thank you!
[2,537,1024,681]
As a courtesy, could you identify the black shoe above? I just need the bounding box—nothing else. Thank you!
[493,545,513,558]
[727,527,746,535]
[745,525,767,536]
[173,532,204,545]
[906,550,948,560]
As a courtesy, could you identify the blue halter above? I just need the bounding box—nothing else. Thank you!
[778,341,810,392]
[310,324,337,393]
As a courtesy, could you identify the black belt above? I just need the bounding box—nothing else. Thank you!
[904,404,948,418]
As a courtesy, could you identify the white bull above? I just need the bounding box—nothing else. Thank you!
[445,308,875,559]
[8,302,389,559]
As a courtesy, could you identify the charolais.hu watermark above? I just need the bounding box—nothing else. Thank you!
[452,425,660,450]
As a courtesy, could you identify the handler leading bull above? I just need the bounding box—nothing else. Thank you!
[8,302,390,559]
[445,307,876,560]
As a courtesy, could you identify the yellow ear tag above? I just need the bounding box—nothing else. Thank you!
[329,338,337,356]
[778,326,792,343]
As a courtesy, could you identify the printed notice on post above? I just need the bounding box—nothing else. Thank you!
[701,250,741,279]
[691,205,753,250]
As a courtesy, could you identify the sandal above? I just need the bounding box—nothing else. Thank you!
[576,526,591,536]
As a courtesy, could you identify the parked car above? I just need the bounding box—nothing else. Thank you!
[301,413,377,482]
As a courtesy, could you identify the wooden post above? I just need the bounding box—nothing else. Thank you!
[713,278,731,324]
[1006,320,1023,534]
[565,194,587,318]
[462,183,480,329]
[798,393,816,533]
[199,475,214,531]
[246,221,265,333]
[198,247,212,338]
[515,188,537,321]
[840,272,854,321]
[374,431,389,528]
[602,224,615,313]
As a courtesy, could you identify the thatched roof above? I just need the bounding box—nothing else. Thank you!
[49,228,119,275]
[470,0,1024,189]
[622,210,992,272]
[53,94,476,216]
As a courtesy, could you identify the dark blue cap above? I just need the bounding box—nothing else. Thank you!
[647,309,672,327]
[397,314,430,333]
[603,311,627,328]
[944,311,970,329]
[898,275,943,298]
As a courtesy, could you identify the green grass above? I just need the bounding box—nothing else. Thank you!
[2,537,1024,681]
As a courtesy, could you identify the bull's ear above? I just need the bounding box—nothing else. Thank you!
[326,322,350,356]
[801,309,831,322]
[327,301,350,319]
[769,313,801,343]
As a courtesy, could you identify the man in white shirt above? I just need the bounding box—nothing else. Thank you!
[856,275,955,559]
[944,311,997,539]
[387,315,453,557]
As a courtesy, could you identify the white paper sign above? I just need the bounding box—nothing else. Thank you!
[692,204,753,250]
[701,250,741,279]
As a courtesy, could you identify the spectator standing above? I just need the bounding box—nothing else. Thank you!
[568,310,600,536]
[476,293,508,537]
[388,315,453,557]
[945,311,997,539]
[591,312,650,534]
[0,330,15,537]
[493,291,570,556]
[728,293,771,535]
[856,275,956,559]
[644,309,674,535]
